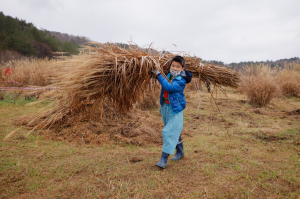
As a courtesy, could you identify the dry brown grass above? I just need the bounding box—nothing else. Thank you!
[276,64,300,97]
[239,63,300,107]
[0,50,24,63]
[0,59,57,86]
[238,64,280,107]
[0,54,92,87]
[11,43,239,137]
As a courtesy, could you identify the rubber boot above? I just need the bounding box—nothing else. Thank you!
[156,152,169,169]
[172,142,184,160]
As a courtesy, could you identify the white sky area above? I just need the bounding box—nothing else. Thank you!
[1,0,299,63]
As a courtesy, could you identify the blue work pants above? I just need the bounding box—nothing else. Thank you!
[159,103,183,155]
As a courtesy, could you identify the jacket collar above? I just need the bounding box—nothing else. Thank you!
[167,73,182,80]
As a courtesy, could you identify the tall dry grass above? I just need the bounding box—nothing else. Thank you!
[276,63,300,97]
[239,63,300,106]
[0,55,88,87]
[239,64,280,107]
[0,59,56,86]
[0,50,25,63]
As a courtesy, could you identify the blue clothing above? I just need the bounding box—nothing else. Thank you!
[158,73,187,114]
[157,72,189,155]
[159,103,183,154]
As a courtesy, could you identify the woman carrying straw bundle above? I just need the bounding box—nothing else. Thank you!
[154,56,192,169]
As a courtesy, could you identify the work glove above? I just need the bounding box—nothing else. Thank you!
[151,70,160,78]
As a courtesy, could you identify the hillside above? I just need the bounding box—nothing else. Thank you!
[0,12,88,59]
[45,30,89,45]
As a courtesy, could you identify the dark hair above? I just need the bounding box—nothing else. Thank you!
[171,56,185,68]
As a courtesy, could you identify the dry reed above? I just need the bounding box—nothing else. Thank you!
[276,63,300,97]
[5,43,240,138]
[0,55,93,87]
[0,50,24,63]
[239,64,280,107]
[0,58,56,86]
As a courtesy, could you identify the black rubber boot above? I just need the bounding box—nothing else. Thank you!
[172,142,184,161]
[156,152,169,169]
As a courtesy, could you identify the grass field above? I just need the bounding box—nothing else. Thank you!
[1,89,300,198]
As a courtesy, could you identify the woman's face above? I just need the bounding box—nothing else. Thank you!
[170,61,184,72]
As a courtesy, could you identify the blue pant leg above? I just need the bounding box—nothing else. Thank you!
[161,105,183,155]
[159,104,168,126]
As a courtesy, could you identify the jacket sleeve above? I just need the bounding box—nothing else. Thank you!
[158,75,186,93]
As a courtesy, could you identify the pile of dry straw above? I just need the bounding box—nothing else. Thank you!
[26,43,240,130]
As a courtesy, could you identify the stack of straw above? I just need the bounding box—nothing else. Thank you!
[28,43,240,129]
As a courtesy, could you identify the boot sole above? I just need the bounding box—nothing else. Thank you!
[171,156,184,161]
[155,164,166,169]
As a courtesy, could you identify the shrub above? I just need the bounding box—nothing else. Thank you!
[239,64,280,107]
[276,64,300,97]
[33,41,53,58]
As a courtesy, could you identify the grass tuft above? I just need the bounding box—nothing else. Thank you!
[239,64,280,107]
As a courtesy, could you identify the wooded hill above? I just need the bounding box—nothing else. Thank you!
[228,57,300,70]
[0,12,88,58]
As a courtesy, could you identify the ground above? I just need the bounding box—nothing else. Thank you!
[0,88,300,198]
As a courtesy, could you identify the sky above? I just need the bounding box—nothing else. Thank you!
[1,0,300,63]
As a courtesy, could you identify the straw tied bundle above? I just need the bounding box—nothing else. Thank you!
[29,44,240,129]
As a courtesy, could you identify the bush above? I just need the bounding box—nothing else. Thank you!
[276,64,300,97]
[239,65,280,107]
[33,41,53,58]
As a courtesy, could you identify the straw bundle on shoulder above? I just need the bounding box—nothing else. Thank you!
[18,43,240,130]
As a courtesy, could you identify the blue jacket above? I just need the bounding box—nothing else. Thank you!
[158,73,187,114]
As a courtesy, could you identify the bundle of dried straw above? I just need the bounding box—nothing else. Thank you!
[26,43,240,129]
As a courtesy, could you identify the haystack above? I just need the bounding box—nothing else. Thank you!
[22,43,240,132]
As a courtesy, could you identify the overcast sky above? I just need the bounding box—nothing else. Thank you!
[1,0,299,63]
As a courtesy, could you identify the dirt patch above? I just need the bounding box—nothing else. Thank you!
[287,109,300,115]
[191,114,224,123]
[16,135,26,140]
[231,112,252,119]
[255,132,287,142]
[14,116,40,127]
[231,112,247,116]
[239,100,247,104]
[130,157,143,163]
[0,174,24,185]
[253,109,262,114]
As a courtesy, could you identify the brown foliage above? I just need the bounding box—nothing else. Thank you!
[239,65,280,107]
[276,65,300,97]
[33,41,53,59]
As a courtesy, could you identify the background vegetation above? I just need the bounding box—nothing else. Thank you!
[0,12,88,60]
